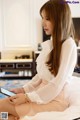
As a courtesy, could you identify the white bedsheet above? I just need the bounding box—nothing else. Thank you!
[21,76,80,120]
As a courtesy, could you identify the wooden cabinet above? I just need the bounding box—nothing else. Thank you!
[77,48,80,67]
[0,63,15,69]
[35,51,41,59]
[0,59,36,79]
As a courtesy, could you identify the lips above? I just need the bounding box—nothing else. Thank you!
[44,29,48,31]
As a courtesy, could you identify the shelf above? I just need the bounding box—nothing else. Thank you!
[0,70,33,78]
[0,73,32,79]
[0,75,32,79]
[0,59,33,63]
[0,59,36,79]
[0,50,36,79]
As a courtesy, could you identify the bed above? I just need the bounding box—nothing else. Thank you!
[20,76,80,120]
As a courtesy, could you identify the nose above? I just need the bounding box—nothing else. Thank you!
[42,20,46,28]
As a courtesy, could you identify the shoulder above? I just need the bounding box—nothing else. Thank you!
[62,37,77,49]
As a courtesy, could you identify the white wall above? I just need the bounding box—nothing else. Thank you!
[68,0,80,17]
[0,0,47,51]
[0,0,80,51]
[0,0,3,51]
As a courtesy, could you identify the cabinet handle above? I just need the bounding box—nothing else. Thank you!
[16,63,32,68]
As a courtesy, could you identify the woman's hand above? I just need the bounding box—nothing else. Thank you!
[9,93,27,105]
[10,88,25,94]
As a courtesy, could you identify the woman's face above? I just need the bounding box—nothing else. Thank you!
[41,10,53,35]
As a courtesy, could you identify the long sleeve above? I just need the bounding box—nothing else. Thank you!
[26,38,77,104]
[23,74,42,93]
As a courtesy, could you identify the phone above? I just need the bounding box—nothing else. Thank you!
[0,88,16,97]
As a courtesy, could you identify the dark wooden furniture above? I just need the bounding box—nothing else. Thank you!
[77,48,80,67]
[35,51,41,59]
[0,51,36,79]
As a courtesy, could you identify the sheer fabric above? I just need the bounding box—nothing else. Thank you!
[23,37,77,104]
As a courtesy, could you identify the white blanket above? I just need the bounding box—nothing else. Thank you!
[21,76,80,120]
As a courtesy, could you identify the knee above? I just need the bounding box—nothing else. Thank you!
[0,99,4,108]
[0,98,8,109]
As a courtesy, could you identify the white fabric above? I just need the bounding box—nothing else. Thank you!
[23,37,77,104]
[23,74,41,92]
[20,76,80,120]
[27,91,44,104]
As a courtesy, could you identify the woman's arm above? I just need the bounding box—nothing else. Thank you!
[25,39,77,104]
[23,74,42,93]
[10,74,42,94]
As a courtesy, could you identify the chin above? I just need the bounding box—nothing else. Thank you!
[45,32,51,35]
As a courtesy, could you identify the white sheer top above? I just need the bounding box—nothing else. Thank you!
[23,37,77,104]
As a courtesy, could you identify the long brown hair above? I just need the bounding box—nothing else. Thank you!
[40,0,75,76]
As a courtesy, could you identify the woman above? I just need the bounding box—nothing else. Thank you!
[0,0,77,120]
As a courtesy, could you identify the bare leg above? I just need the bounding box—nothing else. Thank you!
[0,98,19,118]
[8,115,16,120]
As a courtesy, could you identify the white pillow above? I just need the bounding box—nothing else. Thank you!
[64,76,80,105]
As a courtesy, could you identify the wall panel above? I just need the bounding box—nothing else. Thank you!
[0,0,80,51]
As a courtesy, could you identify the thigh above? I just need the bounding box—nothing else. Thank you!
[0,98,19,118]
[15,84,69,118]
[8,115,16,120]
[15,92,68,118]
[31,98,68,115]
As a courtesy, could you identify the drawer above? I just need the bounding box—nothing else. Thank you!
[0,63,15,69]
[16,63,32,69]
